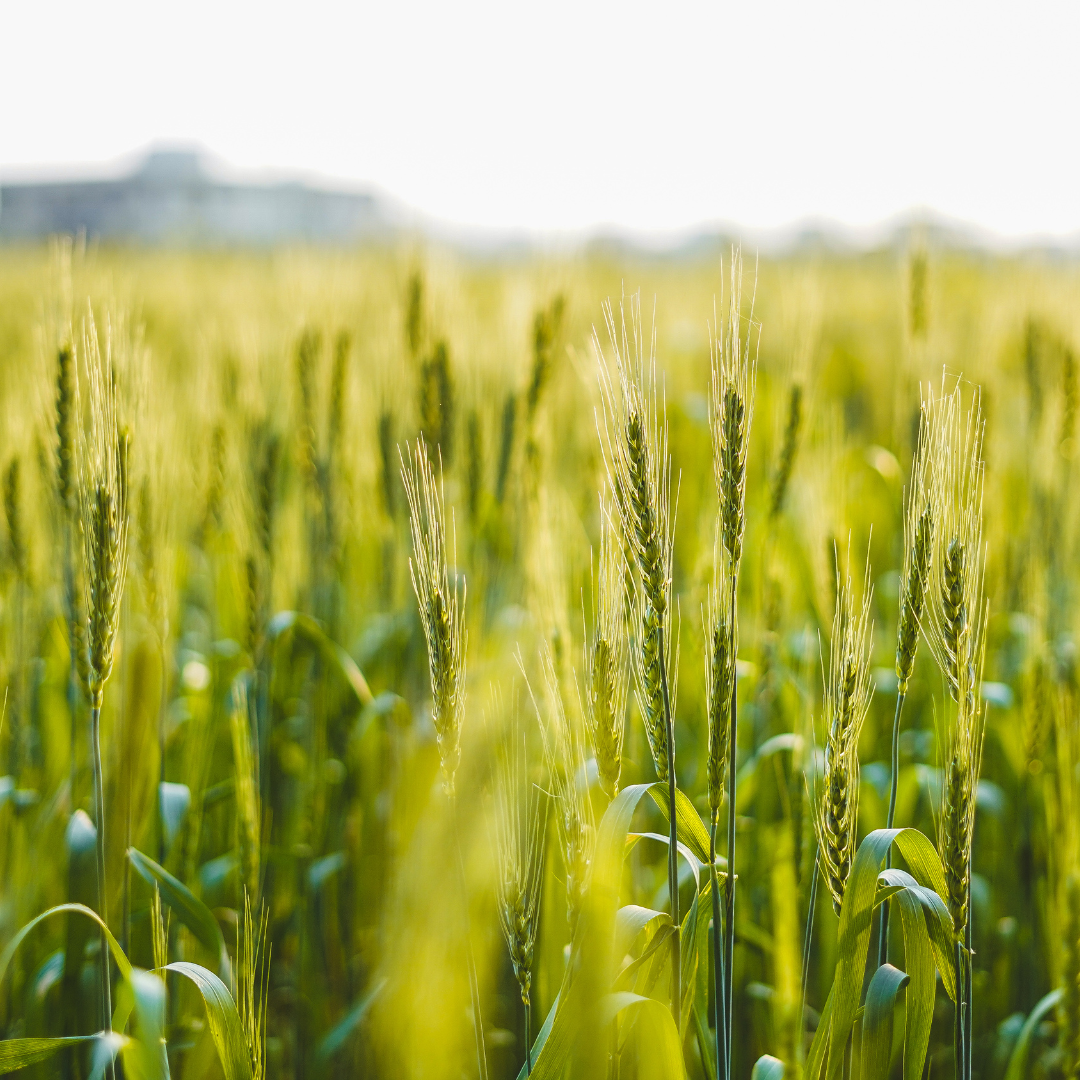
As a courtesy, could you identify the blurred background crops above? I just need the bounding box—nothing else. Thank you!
[0,238,1077,1078]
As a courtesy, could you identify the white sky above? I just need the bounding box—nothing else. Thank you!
[3,1,1079,238]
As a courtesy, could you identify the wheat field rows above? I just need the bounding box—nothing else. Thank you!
[0,240,1077,1080]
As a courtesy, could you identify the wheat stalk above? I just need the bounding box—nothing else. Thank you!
[879,387,939,966]
[400,437,487,1080]
[595,290,682,1022]
[923,380,987,1080]
[710,249,758,1080]
[77,307,132,1060]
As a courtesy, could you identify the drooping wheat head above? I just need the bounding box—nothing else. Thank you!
[402,438,466,793]
[705,545,735,826]
[711,249,758,572]
[585,495,629,801]
[493,696,549,1009]
[595,293,675,782]
[815,552,874,915]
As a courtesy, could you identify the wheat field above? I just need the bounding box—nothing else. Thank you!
[0,238,1077,1080]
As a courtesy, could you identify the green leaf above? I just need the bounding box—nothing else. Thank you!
[615,926,675,991]
[879,868,956,1003]
[128,848,231,984]
[649,784,714,865]
[885,876,934,1080]
[627,833,702,890]
[0,1035,101,1074]
[805,984,835,1080]
[316,978,386,1062]
[859,964,908,1080]
[693,1000,718,1080]
[1003,988,1062,1080]
[0,903,133,989]
[616,905,673,958]
[826,828,952,1080]
[751,1055,786,1080]
[308,851,347,892]
[515,989,560,1080]
[526,783,657,1080]
[267,612,373,706]
[110,969,170,1080]
[158,783,190,852]
[164,962,253,1080]
[599,993,686,1079]
[678,876,714,1035]
[88,1033,131,1080]
[735,734,802,812]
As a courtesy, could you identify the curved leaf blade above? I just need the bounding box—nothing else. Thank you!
[0,903,133,989]
[1003,989,1062,1080]
[649,784,713,865]
[826,828,952,1080]
[0,1035,101,1074]
[751,1054,786,1080]
[316,978,386,1062]
[267,612,373,706]
[128,848,231,984]
[860,964,908,1080]
[164,962,253,1080]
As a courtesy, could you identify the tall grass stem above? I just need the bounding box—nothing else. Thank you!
[658,623,681,1025]
[877,691,906,968]
[723,575,738,1080]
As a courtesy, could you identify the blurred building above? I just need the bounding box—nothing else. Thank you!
[0,149,395,244]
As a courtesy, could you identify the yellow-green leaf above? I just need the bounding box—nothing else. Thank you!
[164,962,253,1080]
[860,964,908,1080]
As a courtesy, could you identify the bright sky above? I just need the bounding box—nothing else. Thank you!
[3,1,1079,239]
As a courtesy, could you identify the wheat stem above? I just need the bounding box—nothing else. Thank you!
[800,847,820,1056]
[710,819,728,1080]
[658,622,681,1027]
[525,1000,532,1076]
[723,573,738,1080]
[953,939,964,1080]
[877,689,907,968]
[90,702,113,1047]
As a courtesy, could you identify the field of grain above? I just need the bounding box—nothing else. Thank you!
[0,239,1077,1079]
